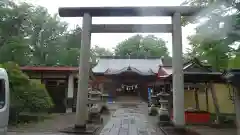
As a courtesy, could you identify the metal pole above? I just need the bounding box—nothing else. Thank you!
[172,12,185,126]
[75,13,92,128]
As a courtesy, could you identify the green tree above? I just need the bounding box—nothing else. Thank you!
[187,34,231,70]
[0,2,33,65]
[91,45,113,56]
[0,1,83,66]
[182,0,240,70]
[114,34,169,58]
[28,6,68,66]
[57,26,82,66]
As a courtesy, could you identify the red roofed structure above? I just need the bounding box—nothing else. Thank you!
[20,66,94,113]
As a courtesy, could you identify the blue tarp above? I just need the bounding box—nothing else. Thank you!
[107,93,113,103]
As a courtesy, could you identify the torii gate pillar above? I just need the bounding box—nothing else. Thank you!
[75,13,92,128]
[172,12,185,126]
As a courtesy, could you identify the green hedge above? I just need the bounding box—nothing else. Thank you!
[0,62,54,124]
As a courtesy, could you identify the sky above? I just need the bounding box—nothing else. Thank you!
[25,0,197,55]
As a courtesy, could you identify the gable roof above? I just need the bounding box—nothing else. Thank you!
[183,59,212,72]
[104,66,156,76]
[157,58,224,82]
[158,58,217,78]
[92,57,162,75]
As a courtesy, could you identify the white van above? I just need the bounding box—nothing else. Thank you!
[0,68,9,135]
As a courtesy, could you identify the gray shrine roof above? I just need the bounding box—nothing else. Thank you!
[92,57,162,75]
[104,66,156,76]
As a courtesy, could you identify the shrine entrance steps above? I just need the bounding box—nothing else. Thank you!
[99,103,165,135]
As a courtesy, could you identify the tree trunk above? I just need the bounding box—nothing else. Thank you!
[209,83,220,124]
[194,88,200,110]
[205,86,209,112]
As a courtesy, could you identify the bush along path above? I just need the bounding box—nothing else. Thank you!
[0,62,54,125]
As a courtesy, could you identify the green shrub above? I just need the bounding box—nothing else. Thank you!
[24,79,54,112]
[0,62,54,123]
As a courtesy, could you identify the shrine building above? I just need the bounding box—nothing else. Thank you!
[20,56,237,125]
[92,56,162,101]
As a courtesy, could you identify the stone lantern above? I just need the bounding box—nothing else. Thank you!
[148,88,159,116]
[88,88,102,113]
[87,88,103,123]
[157,91,170,124]
[151,94,159,106]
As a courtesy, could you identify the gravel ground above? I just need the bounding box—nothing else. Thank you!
[188,126,237,135]
[8,113,76,133]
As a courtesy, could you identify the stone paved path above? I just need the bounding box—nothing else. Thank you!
[7,132,69,135]
[99,103,164,135]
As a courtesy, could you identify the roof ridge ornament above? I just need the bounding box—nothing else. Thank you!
[127,66,131,71]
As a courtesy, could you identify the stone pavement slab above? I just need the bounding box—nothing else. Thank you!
[99,104,163,135]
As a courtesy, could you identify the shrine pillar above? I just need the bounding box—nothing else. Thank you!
[67,73,74,111]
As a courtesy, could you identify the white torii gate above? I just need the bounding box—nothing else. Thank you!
[58,6,203,129]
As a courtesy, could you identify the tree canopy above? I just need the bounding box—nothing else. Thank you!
[114,35,170,58]
[3,0,240,71]
[0,0,171,66]
[182,0,240,70]
[0,1,113,66]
